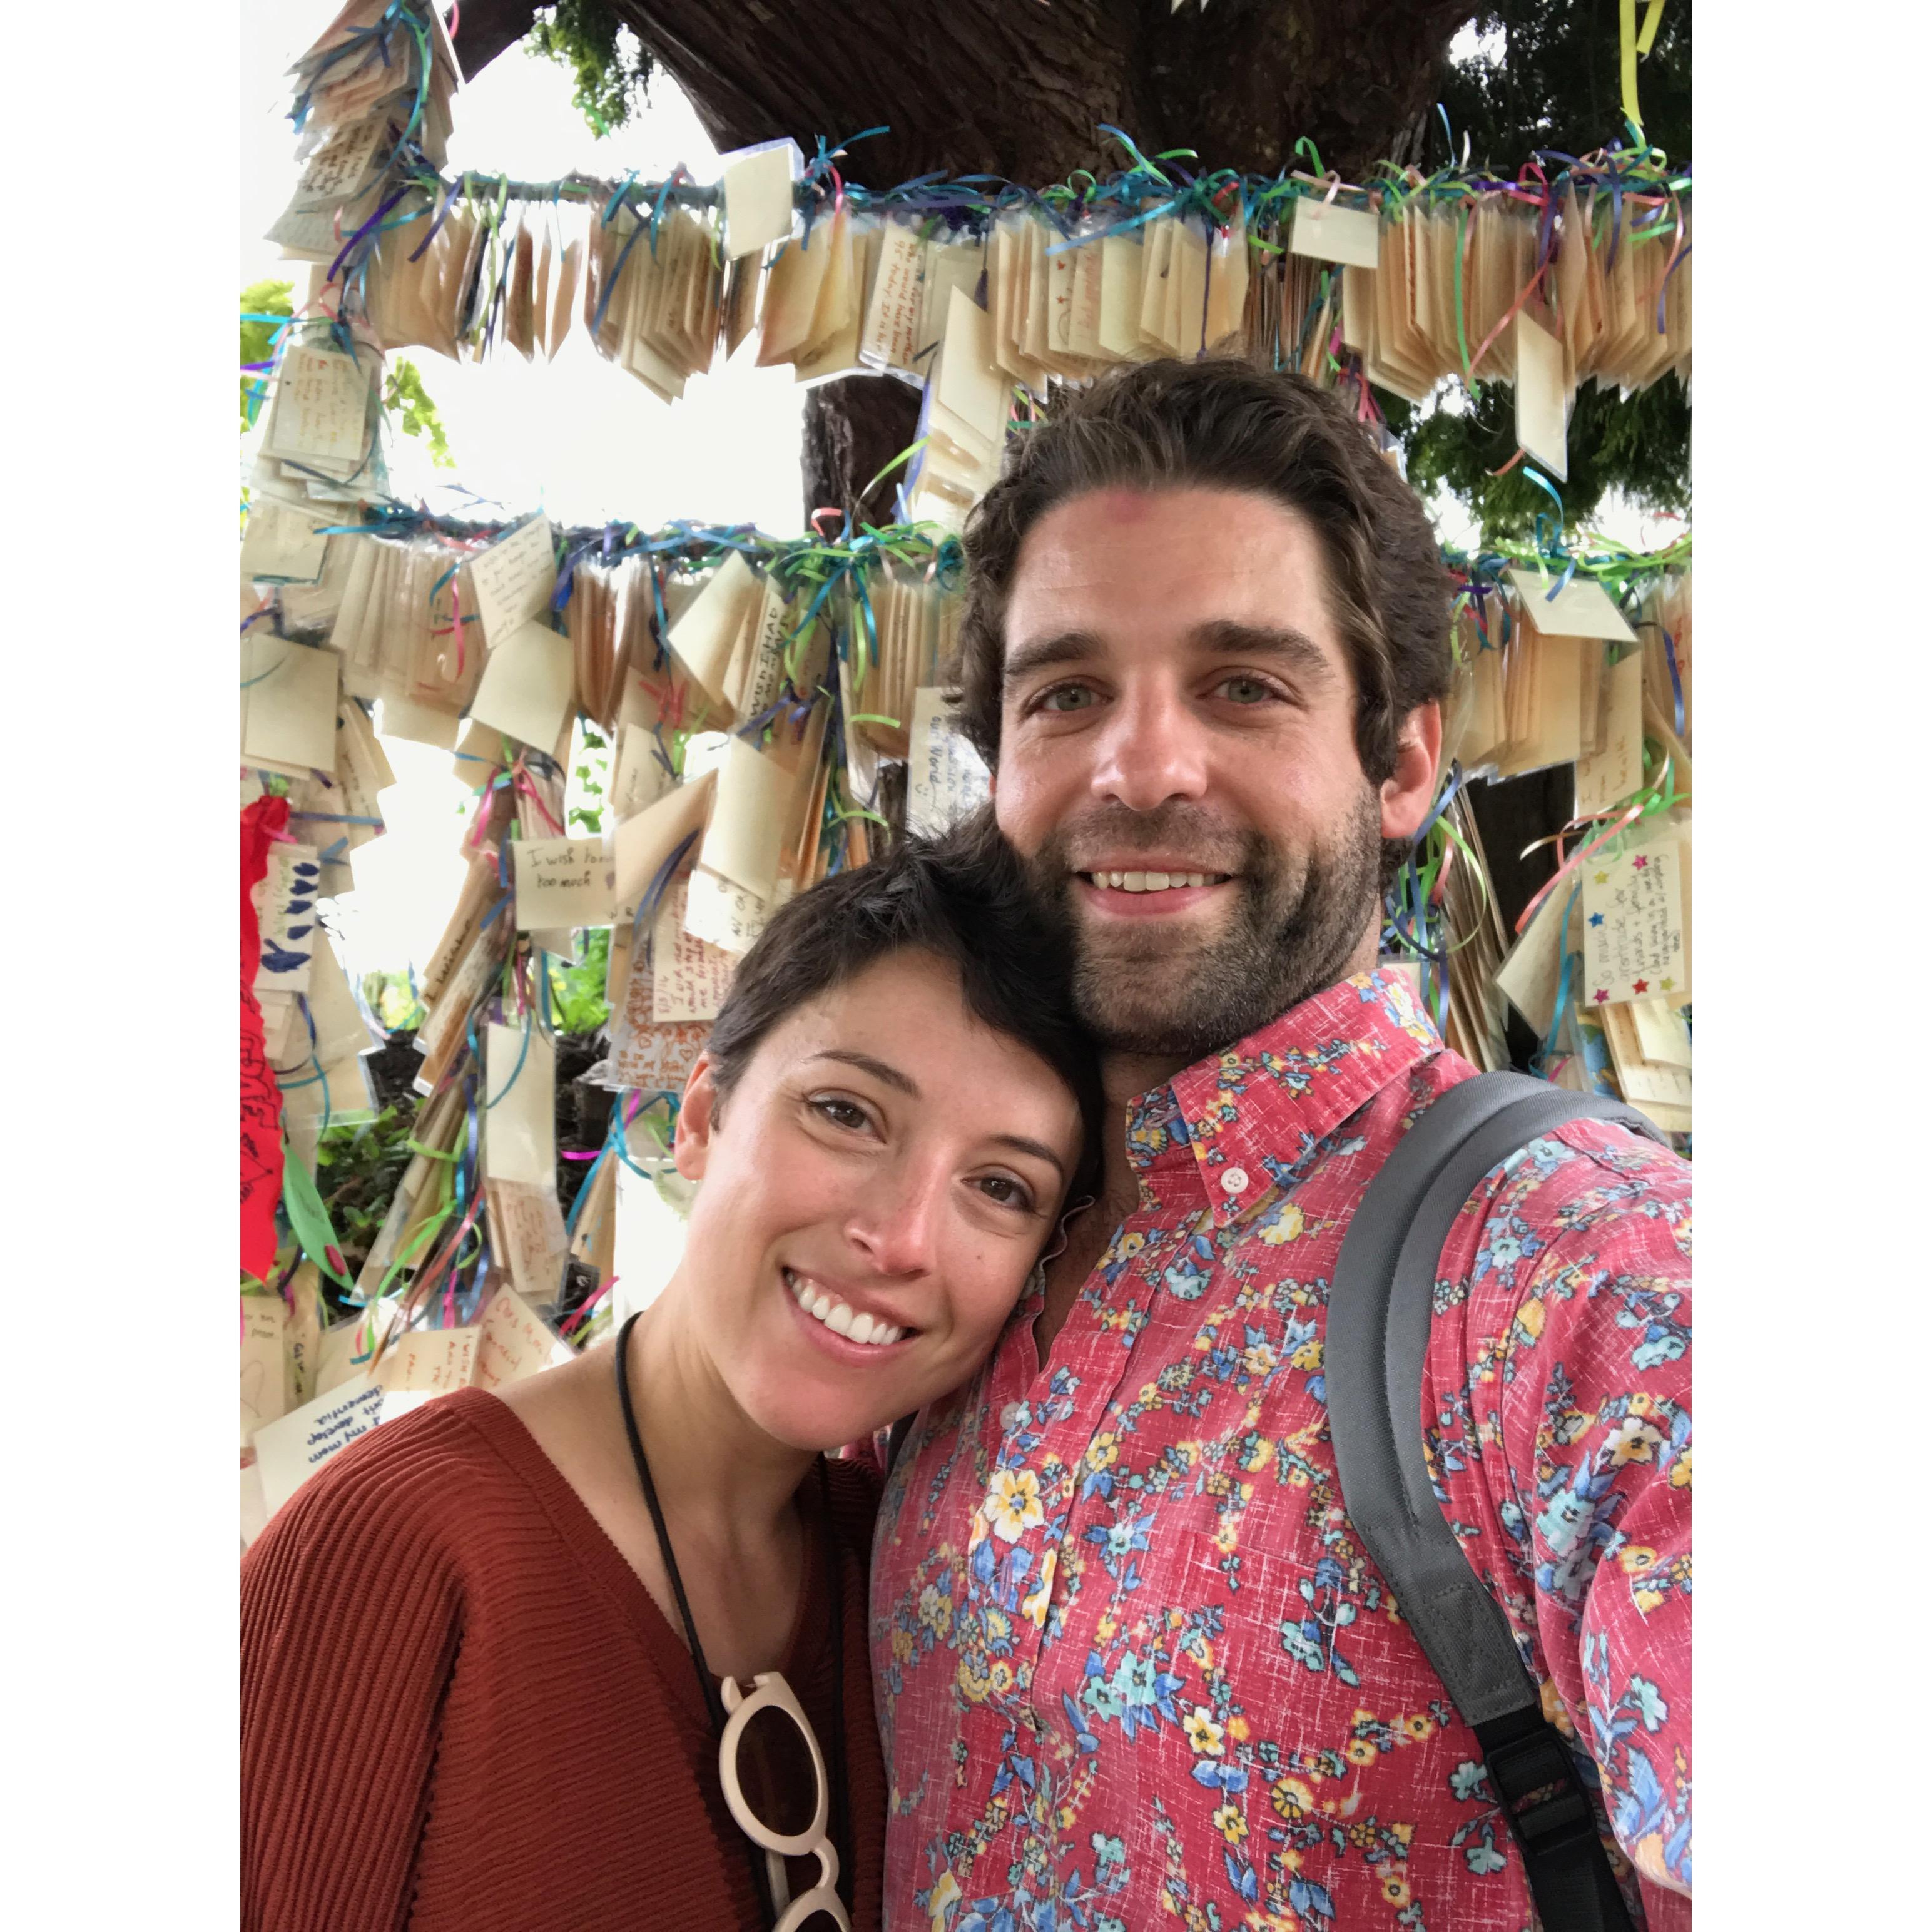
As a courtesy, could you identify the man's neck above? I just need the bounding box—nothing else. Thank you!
[1036,942,1386,1361]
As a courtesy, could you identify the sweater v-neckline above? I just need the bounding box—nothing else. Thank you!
[456,1388,829,1729]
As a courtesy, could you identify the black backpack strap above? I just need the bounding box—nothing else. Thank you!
[1326,1072,1665,1931]
[884,1410,917,1478]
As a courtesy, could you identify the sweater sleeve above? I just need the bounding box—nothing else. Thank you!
[242,1413,469,1932]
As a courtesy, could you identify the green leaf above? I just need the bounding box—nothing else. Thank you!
[381,358,456,468]
[241,280,294,433]
[526,1,654,136]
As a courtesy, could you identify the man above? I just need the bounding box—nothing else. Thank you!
[870,360,1690,1931]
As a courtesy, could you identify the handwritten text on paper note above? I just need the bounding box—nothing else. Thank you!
[906,687,993,836]
[467,516,556,646]
[1582,837,1689,1007]
[653,876,740,1022]
[512,836,615,932]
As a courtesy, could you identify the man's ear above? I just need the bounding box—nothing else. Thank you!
[672,1054,719,1183]
[1379,701,1443,843]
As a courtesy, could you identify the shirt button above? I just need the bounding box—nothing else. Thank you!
[1221,1167,1249,1194]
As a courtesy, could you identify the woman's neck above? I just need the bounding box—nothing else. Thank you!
[623,1286,818,1560]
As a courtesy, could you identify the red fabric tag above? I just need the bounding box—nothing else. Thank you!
[241,795,291,1281]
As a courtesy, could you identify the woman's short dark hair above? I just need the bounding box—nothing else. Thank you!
[703,813,1105,1213]
[953,357,1454,786]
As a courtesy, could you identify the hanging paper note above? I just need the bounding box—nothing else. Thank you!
[472,1284,572,1390]
[252,1379,434,1518]
[1290,198,1382,271]
[1513,310,1570,480]
[263,338,375,469]
[682,864,771,958]
[374,1328,480,1396]
[241,796,290,1281]
[720,138,801,260]
[1574,649,1645,818]
[512,836,616,931]
[484,1179,572,1306]
[255,843,323,995]
[652,875,739,1022]
[906,686,992,836]
[482,1022,557,1187]
[1507,568,1638,644]
[699,737,790,901]
[1582,835,1689,1007]
[243,638,341,775]
[467,515,556,646]
[469,617,576,752]
[613,768,717,925]
[667,552,761,705]
[240,1295,289,1448]
[240,496,333,583]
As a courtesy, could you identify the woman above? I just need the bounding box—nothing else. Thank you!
[242,827,1102,1932]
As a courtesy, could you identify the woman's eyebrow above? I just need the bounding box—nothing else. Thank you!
[992,1134,1068,1179]
[806,1049,919,1096]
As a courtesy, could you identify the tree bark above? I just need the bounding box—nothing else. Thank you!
[454,0,1472,518]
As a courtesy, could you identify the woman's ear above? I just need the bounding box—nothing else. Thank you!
[673,1054,719,1182]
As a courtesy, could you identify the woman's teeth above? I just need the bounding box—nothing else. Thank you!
[785,1269,905,1346]
[1084,870,1222,892]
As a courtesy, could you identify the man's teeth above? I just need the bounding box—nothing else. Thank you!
[786,1270,904,1346]
[1085,870,1221,892]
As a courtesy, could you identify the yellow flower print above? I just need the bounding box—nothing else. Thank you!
[1087,1432,1119,1472]
[1020,1548,1058,1628]
[957,1658,992,1703]
[918,1583,953,1636]
[927,1871,961,1928]
[892,1627,915,1664]
[1270,1776,1316,1822]
[1399,1712,1435,1741]
[1619,1544,1658,1577]
[1096,1605,1119,1642]
[1214,1517,1240,1555]
[1112,1229,1146,1262]
[1183,1707,1226,1756]
[1212,1802,1248,1843]
[1380,1873,1413,1907]
[986,1609,1012,1643]
[983,1467,1045,1543]
[1227,1714,1249,1742]
[1345,1738,1379,1767]
[1258,1202,1305,1246]
[1243,1436,1276,1473]
[1670,1448,1692,1488]
[1289,1336,1323,1372]
[1606,1418,1667,1466]
[988,1660,1016,1696]
[1515,1298,1547,1341]
[1241,1342,1278,1376]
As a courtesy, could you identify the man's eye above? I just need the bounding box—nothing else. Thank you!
[1214,675,1276,704]
[1038,684,1098,714]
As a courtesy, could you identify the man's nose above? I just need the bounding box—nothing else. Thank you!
[1087,679,1211,813]
[843,1157,945,1278]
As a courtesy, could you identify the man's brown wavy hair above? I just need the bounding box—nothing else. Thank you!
[951,358,1453,786]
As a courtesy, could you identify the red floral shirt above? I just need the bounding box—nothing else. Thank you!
[870,969,1690,1931]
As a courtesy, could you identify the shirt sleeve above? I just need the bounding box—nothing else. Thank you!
[1425,1121,1692,1913]
[241,1427,467,1932]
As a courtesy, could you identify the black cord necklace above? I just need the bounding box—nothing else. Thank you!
[613,1311,847,1928]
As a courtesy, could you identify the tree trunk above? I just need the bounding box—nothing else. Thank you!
[455,0,1471,520]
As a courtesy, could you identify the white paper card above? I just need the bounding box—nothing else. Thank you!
[906,686,992,836]
[467,516,556,646]
[1290,198,1383,271]
[1507,568,1639,644]
[482,1022,557,1186]
[469,618,576,752]
[513,836,615,931]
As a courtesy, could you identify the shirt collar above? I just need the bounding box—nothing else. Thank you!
[1124,966,1443,1226]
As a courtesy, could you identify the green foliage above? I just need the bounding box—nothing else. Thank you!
[362,968,428,1032]
[1378,0,1694,541]
[527,1,653,136]
[1385,374,1690,541]
[548,927,612,1034]
[241,280,295,431]
[382,358,456,467]
[313,1105,417,1278]
[569,723,609,834]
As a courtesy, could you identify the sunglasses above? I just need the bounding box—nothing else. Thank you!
[720,1670,851,1932]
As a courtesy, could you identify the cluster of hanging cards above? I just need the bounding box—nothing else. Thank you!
[267,0,459,262]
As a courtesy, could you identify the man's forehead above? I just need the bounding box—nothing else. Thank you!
[1004,485,1340,647]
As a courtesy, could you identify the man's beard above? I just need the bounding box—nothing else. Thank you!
[1019,792,1386,1060]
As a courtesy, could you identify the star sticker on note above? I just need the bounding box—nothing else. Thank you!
[1594,870,1609,885]
[1632,979,1649,994]
[1593,989,1609,1003]
[1660,976,1676,992]
[1632,855,1649,869]
[1589,912,1605,927]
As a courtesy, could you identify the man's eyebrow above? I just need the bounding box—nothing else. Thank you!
[805,1049,920,1097]
[990,1134,1069,1180]
[1187,619,1336,686]
[1002,629,1105,690]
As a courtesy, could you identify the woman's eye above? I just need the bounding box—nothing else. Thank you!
[1214,674,1275,704]
[1038,684,1098,714]
[809,1096,872,1132]
[975,1175,1036,1213]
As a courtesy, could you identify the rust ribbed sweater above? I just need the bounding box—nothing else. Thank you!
[241,1387,885,1931]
